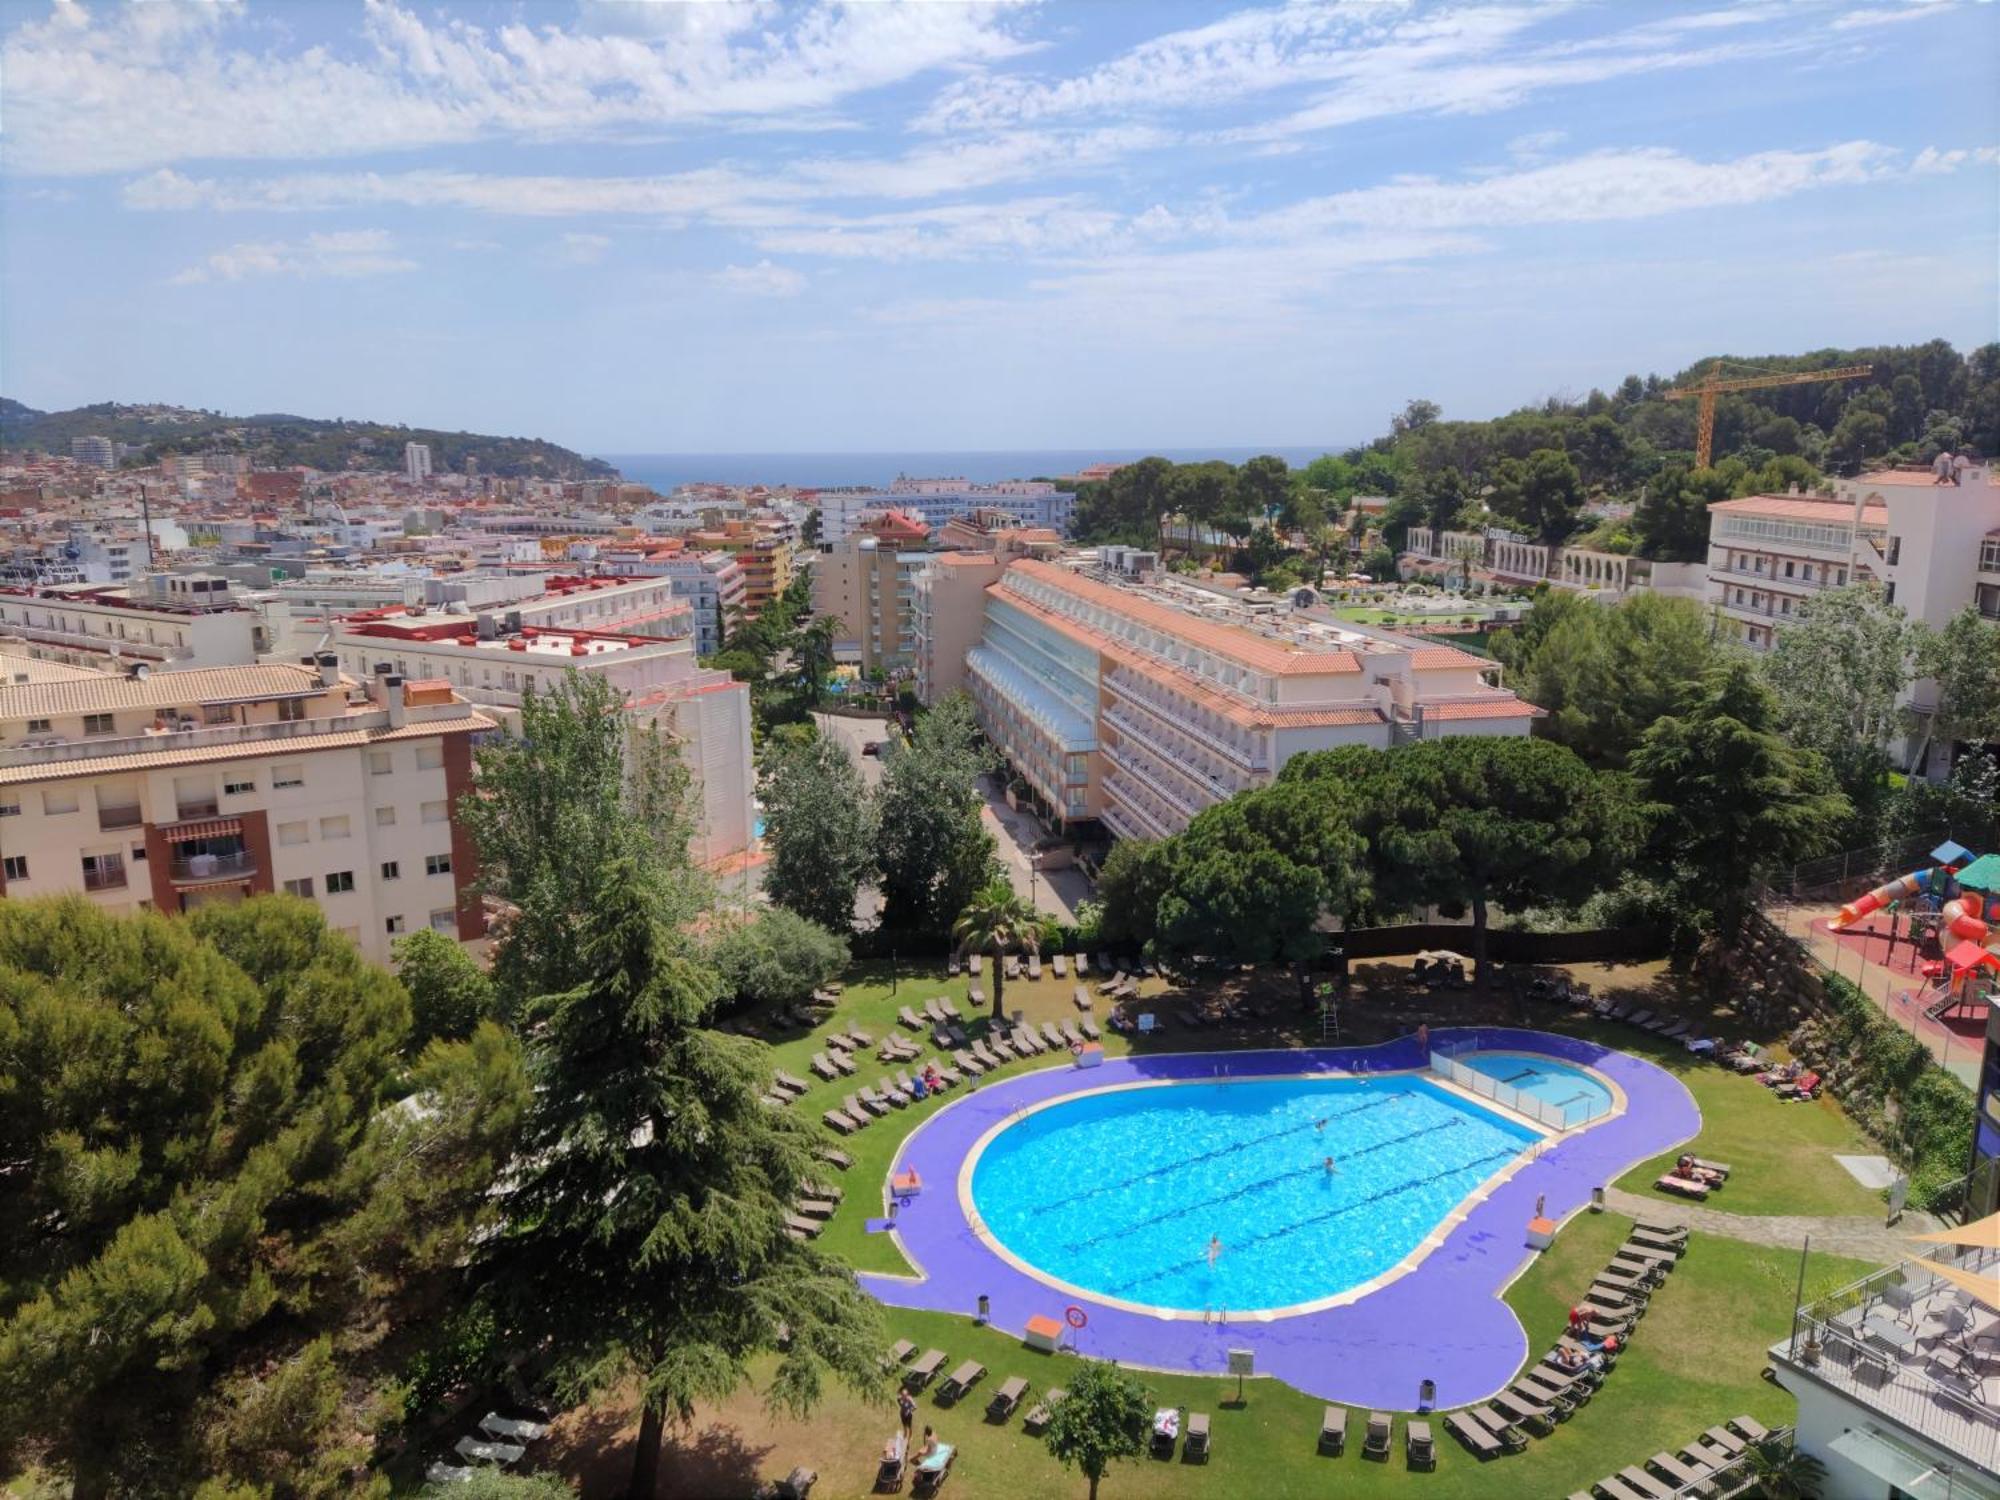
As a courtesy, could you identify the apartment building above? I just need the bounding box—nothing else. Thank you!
[686,521,792,618]
[1705,494,1874,650]
[405,443,432,482]
[928,555,1534,841]
[0,661,491,964]
[816,479,1075,545]
[809,511,931,671]
[69,436,115,468]
[592,547,747,654]
[0,574,265,672]
[332,611,753,865]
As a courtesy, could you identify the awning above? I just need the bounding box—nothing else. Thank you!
[1911,1212,2000,1251]
[161,817,242,842]
[1931,840,1974,867]
[1910,1256,2000,1310]
[1953,853,2000,893]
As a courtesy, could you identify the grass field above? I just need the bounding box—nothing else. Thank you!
[492,957,1902,1496]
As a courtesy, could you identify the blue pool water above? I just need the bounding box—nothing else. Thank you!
[969,1075,1539,1313]
[1454,1052,1612,1125]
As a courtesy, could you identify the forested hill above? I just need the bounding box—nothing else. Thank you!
[0,399,617,480]
[1071,339,2000,566]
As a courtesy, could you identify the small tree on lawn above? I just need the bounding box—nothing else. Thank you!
[1743,1436,1827,1500]
[953,880,1040,1022]
[1043,1359,1151,1500]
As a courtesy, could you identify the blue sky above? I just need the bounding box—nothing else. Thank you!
[3,0,1996,457]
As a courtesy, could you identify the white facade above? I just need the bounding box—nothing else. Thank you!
[404,442,432,482]
[816,481,1074,545]
[69,436,115,467]
[0,577,262,672]
[0,664,490,965]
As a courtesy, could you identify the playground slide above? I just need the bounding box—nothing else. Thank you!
[1834,866,1996,948]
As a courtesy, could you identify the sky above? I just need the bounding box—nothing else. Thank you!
[2,0,1997,458]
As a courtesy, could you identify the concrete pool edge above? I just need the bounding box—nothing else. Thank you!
[949,1059,1628,1323]
[857,1027,1703,1412]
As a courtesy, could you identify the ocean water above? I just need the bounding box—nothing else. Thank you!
[597,446,1341,493]
[969,1074,1538,1313]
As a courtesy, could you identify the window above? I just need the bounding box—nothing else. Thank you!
[319,815,351,841]
[42,788,78,815]
[82,713,115,736]
[375,806,397,828]
[381,860,400,881]
[0,798,16,817]
[3,856,27,880]
[1783,560,1795,579]
[276,697,308,722]
[416,743,444,770]
[81,853,125,891]
[224,777,255,796]
[368,751,393,776]
[325,870,355,894]
[203,703,235,726]
[283,877,314,898]
[277,820,309,847]
[426,853,453,877]
[429,908,458,933]
[421,800,448,824]
[272,762,304,789]
[26,717,49,734]
[385,914,406,935]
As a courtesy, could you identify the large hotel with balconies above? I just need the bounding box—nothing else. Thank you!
[921,553,1536,840]
[0,660,492,964]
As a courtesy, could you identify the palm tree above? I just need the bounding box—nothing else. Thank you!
[1743,1436,1826,1500]
[953,880,1041,1022]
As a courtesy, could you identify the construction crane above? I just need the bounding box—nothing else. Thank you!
[1665,362,1874,467]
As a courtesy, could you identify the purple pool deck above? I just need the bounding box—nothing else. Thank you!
[858,1027,1698,1411]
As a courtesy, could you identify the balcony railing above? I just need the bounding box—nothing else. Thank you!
[1102,703,1247,792]
[1102,671,1267,771]
[170,850,256,882]
[175,800,220,821]
[97,806,143,831]
[0,709,391,768]
[83,868,128,892]
[1101,744,1206,820]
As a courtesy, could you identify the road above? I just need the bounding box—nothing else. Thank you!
[812,710,893,790]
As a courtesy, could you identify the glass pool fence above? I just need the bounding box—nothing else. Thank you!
[1428,1044,1609,1131]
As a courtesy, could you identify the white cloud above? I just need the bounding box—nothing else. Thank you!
[4,0,1035,175]
[559,233,612,265]
[169,228,415,285]
[710,260,806,297]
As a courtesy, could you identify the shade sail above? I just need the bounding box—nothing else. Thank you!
[1909,1256,2000,1310]
[1908,1211,2000,1251]
[1953,853,2000,892]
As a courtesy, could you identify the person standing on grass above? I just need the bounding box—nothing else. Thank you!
[899,1386,916,1448]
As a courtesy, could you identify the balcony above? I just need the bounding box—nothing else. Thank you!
[1101,703,1245,795]
[83,867,128,892]
[1101,743,1206,821]
[176,799,220,821]
[1102,672,1266,771]
[97,805,143,831]
[0,709,391,768]
[170,849,256,883]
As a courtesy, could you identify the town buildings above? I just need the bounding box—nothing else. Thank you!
[404,442,432,483]
[815,477,1074,545]
[69,435,116,468]
[919,551,1535,840]
[809,510,932,672]
[685,519,792,619]
[0,573,266,673]
[0,660,491,964]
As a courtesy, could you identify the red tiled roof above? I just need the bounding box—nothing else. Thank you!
[1411,646,1487,670]
[1707,494,1884,522]
[1421,698,1539,721]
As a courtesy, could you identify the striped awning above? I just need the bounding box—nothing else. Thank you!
[161,816,242,842]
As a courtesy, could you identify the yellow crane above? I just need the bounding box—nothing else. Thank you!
[1665,362,1874,467]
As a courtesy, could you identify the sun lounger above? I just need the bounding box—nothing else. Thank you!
[1615,1244,1673,1272]
[427,1462,482,1484]
[1689,1156,1732,1178]
[948,954,961,977]
[760,1091,790,1109]
[1655,1173,1709,1200]
[879,1077,911,1107]
[1102,971,1127,993]
[1004,957,1020,980]
[1053,954,1067,977]
[811,1053,838,1081]
[856,1087,888,1116]
[1071,985,1091,1012]
[969,953,982,975]
[1028,956,1042,980]
[822,1109,858,1135]
[795,1198,836,1219]
[456,1434,526,1466]
[831,1049,858,1076]
[1040,1021,1066,1050]
[905,1349,946,1388]
[899,1005,925,1031]
[1701,1424,1746,1457]
[1074,953,1090,976]
[777,1070,810,1095]
[969,984,986,1009]
[953,1048,984,1076]
[1013,1026,1042,1055]
[986,1376,1029,1422]
[1024,1386,1065,1433]
[1649,1451,1711,1489]
[939,1360,986,1403]
[938,996,962,1021]
[1406,1419,1435,1469]
[479,1412,549,1443]
[924,997,947,1023]
[988,1031,1016,1059]
[849,1027,873,1047]
[1363,1411,1393,1460]
[1628,1220,1687,1247]
[1059,1018,1084,1046]
[895,1068,917,1096]
[1185,1411,1210,1461]
[1729,1415,1769,1443]
[1519,1369,1583,1407]
[1150,1408,1180,1458]
[877,1431,908,1491]
[883,1338,917,1369]
[1079,1016,1101,1040]
[1467,1405,1528,1453]
[1318,1404,1347,1455]
[1491,1390,1553,1435]
[1444,1411,1498,1457]
[1593,1476,1652,1500]
[1655,1018,1691,1039]
[1624,1009,1656,1028]
[1616,1465,1674,1498]
[819,1147,852,1171]
[784,1213,822,1238]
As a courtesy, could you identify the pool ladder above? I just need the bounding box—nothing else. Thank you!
[1203,1306,1228,1326]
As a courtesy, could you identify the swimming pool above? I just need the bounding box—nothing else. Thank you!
[1451,1051,1613,1127]
[968,1073,1541,1315]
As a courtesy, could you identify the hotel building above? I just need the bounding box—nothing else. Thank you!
[815,479,1074,546]
[0,573,266,673]
[810,511,932,672]
[0,661,491,964]
[686,521,792,619]
[921,554,1535,840]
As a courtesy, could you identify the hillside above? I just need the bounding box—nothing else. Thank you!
[0,399,617,480]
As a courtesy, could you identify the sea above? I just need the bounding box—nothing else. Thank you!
[596,445,1341,493]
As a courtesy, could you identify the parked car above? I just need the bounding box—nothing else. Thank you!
[862,741,882,757]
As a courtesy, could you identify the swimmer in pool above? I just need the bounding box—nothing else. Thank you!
[1324,1155,1338,1176]
[1207,1234,1222,1268]
[1315,1117,1328,1132]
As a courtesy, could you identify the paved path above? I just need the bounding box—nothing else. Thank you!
[1602,1185,1932,1266]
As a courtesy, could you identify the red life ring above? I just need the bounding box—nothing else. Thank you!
[1065,1305,1089,1329]
[1070,1039,1084,1056]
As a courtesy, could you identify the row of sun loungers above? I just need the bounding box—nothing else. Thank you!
[424,1409,553,1485]
[1565,1414,1769,1500]
[1319,1408,1433,1469]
